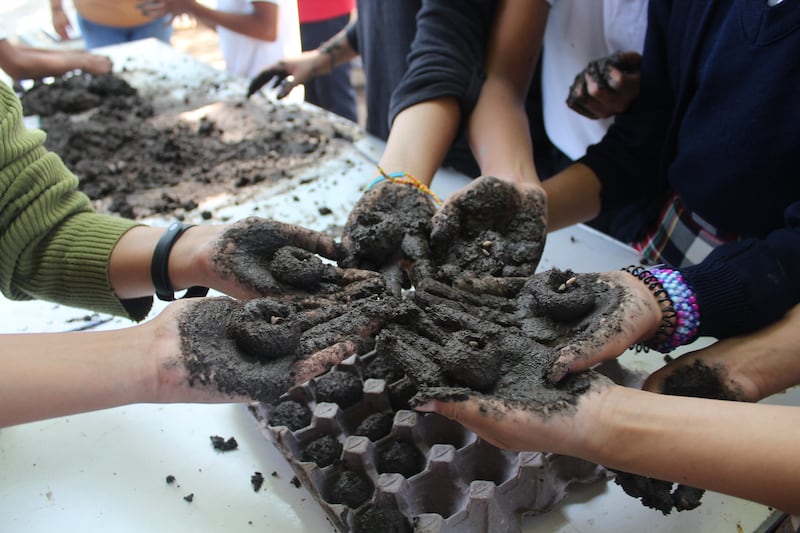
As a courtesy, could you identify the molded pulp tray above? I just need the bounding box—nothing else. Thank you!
[250,350,607,533]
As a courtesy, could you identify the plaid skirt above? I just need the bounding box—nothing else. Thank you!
[633,193,738,268]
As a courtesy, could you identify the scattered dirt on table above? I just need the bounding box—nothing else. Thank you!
[251,471,265,492]
[210,435,238,451]
[19,72,360,219]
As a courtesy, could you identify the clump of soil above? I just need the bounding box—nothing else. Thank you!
[662,360,740,401]
[302,434,343,467]
[20,72,359,219]
[210,435,238,451]
[354,506,412,533]
[251,472,265,492]
[377,440,425,478]
[269,400,312,430]
[612,472,704,515]
[353,412,394,441]
[328,470,373,508]
[363,354,405,384]
[388,379,418,411]
[611,359,729,514]
[314,371,363,409]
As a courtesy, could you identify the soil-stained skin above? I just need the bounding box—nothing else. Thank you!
[430,176,547,282]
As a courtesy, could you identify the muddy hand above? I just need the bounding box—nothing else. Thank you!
[207,294,417,402]
[545,270,665,382]
[430,176,546,284]
[643,303,800,401]
[247,65,293,99]
[566,51,642,120]
[340,182,437,291]
[415,372,612,453]
[208,216,377,299]
[159,297,374,403]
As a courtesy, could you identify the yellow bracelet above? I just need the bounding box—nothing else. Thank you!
[368,165,443,206]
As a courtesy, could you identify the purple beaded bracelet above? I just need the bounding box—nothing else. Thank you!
[647,268,700,352]
[623,265,700,353]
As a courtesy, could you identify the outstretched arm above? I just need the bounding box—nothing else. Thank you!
[420,381,800,514]
[247,20,359,99]
[0,39,112,81]
[467,0,549,189]
[140,0,279,41]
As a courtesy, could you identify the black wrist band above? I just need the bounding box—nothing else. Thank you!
[151,222,209,302]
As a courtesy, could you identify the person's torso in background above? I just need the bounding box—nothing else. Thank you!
[541,0,648,160]
[73,0,155,28]
[216,0,303,98]
[298,0,354,24]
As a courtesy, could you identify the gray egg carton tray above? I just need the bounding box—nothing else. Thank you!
[250,350,608,533]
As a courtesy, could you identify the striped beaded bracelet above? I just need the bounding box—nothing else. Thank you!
[622,265,700,353]
[647,268,700,352]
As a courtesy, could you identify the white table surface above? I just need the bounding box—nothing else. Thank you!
[0,40,788,533]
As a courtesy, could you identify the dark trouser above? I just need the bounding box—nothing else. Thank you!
[300,14,358,122]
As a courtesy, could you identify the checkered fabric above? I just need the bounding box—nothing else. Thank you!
[633,194,737,268]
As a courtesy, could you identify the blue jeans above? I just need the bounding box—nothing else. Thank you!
[77,15,172,49]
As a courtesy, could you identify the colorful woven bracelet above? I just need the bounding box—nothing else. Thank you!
[367,165,443,206]
[622,265,676,353]
[622,265,700,353]
[647,267,700,352]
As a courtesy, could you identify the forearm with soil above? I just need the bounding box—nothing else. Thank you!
[576,385,800,514]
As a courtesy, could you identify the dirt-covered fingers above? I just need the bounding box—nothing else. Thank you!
[247,65,291,98]
[545,271,659,382]
[291,340,361,385]
[415,396,556,453]
[430,177,546,281]
[341,183,435,271]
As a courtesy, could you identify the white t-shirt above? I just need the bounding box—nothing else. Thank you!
[541,0,648,160]
[216,0,303,99]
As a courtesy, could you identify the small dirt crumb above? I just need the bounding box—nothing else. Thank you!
[184,493,194,503]
[251,472,265,492]
[318,206,333,215]
[210,435,239,451]
[166,475,176,484]
[291,476,302,488]
[271,471,279,478]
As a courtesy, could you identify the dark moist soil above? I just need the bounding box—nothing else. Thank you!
[268,400,312,430]
[209,435,238,451]
[377,440,424,478]
[19,72,359,219]
[314,371,364,409]
[353,412,394,441]
[327,470,373,508]
[363,354,405,384]
[302,434,343,468]
[354,506,412,533]
[251,472,265,492]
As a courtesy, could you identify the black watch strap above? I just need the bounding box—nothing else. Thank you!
[150,222,209,302]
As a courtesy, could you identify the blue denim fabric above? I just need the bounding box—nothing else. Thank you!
[77,15,172,49]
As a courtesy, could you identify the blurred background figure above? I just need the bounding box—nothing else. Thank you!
[297,0,357,121]
[50,0,173,49]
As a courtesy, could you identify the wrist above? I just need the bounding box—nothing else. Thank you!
[164,224,216,294]
[622,265,700,353]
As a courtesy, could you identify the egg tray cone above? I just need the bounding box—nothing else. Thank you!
[250,350,608,533]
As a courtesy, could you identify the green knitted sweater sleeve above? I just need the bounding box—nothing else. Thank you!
[0,81,152,320]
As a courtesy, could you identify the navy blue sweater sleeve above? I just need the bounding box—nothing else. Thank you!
[388,0,497,126]
[682,202,800,339]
